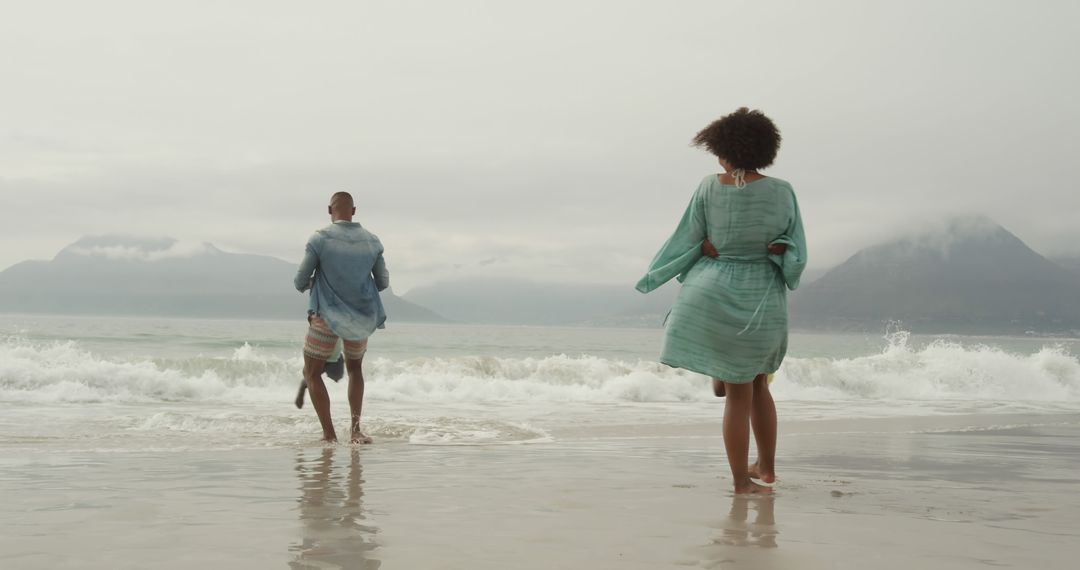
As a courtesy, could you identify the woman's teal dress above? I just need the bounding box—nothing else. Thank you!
[636,175,807,383]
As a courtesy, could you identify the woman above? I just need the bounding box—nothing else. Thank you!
[636,108,806,494]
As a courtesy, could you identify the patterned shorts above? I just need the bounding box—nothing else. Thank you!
[303,315,368,361]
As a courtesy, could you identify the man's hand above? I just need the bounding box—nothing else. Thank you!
[767,243,787,255]
[701,239,719,258]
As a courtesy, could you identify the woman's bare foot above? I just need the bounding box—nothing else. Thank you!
[733,479,773,495]
[351,430,373,444]
[748,462,776,484]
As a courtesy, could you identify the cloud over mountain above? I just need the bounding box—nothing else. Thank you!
[0,236,445,322]
[791,216,1080,333]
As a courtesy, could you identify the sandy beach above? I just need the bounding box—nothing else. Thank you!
[3,411,1077,570]
[5,0,1080,567]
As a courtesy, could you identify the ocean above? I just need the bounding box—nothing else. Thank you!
[2,314,1078,450]
[4,314,1080,569]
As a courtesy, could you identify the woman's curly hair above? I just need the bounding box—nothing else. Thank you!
[692,107,781,171]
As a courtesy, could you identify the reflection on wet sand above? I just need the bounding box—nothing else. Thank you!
[290,448,381,569]
[687,495,780,569]
[715,495,778,548]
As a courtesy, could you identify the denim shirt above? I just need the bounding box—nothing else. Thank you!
[294,221,389,340]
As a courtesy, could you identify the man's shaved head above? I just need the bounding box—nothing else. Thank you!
[330,191,354,209]
[328,191,356,221]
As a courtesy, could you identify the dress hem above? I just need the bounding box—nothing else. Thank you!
[660,358,776,384]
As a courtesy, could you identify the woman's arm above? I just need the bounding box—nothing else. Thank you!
[635,186,708,293]
[767,242,787,255]
[699,240,785,257]
[768,187,807,290]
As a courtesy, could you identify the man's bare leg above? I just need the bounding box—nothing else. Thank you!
[748,374,777,483]
[723,381,772,494]
[303,354,336,442]
[346,356,372,444]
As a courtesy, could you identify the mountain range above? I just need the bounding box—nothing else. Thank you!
[403,279,679,327]
[406,216,1080,333]
[2,217,1079,334]
[1054,255,1080,276]
[789,216,1080,333]
[0,235,444,322]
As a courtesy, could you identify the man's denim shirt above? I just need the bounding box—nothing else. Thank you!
[294,221,389,340]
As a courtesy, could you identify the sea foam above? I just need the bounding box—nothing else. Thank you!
[1,333,1078,405]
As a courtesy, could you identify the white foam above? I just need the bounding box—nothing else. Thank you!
[128,410,551,445]
[367,355,704,403]
[774,331,1080,402]
[2,332,1078,407]
[407,419,552,445]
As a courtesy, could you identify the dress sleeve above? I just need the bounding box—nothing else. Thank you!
[767,187,807,291]
[635,186,707,293]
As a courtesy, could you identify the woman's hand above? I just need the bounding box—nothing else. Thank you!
[767,243,787,255]
[701,239,719,258]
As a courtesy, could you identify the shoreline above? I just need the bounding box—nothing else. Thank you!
[3,412,1077,569]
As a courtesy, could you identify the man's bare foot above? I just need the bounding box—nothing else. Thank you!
[295,380,307,409]
[733,479,773,495]
[322,435,338,443]
[351,431,373,444]
[748,462,776,484]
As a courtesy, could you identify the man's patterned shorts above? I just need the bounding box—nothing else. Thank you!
[303,315,368,361]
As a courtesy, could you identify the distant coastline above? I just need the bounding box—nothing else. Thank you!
[3,222,1079,335]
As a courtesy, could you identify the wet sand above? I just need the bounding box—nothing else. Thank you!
[2,412,1078,569]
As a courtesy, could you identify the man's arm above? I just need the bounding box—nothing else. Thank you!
[372,253,389,292]
[294,241,319,292]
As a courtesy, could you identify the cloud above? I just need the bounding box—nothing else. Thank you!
[62,236,215,262]
[2,1,1080,289]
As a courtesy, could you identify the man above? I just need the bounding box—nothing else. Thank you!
[294,191,389,443]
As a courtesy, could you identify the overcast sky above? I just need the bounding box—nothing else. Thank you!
[2,0,1078,292]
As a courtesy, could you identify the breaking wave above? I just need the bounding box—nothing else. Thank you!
[2,332,1078,405]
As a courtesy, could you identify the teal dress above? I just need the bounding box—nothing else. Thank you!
[636,175,807,383]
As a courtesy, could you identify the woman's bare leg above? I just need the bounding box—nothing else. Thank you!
[748,374,777,483]
[723,381,772,494]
